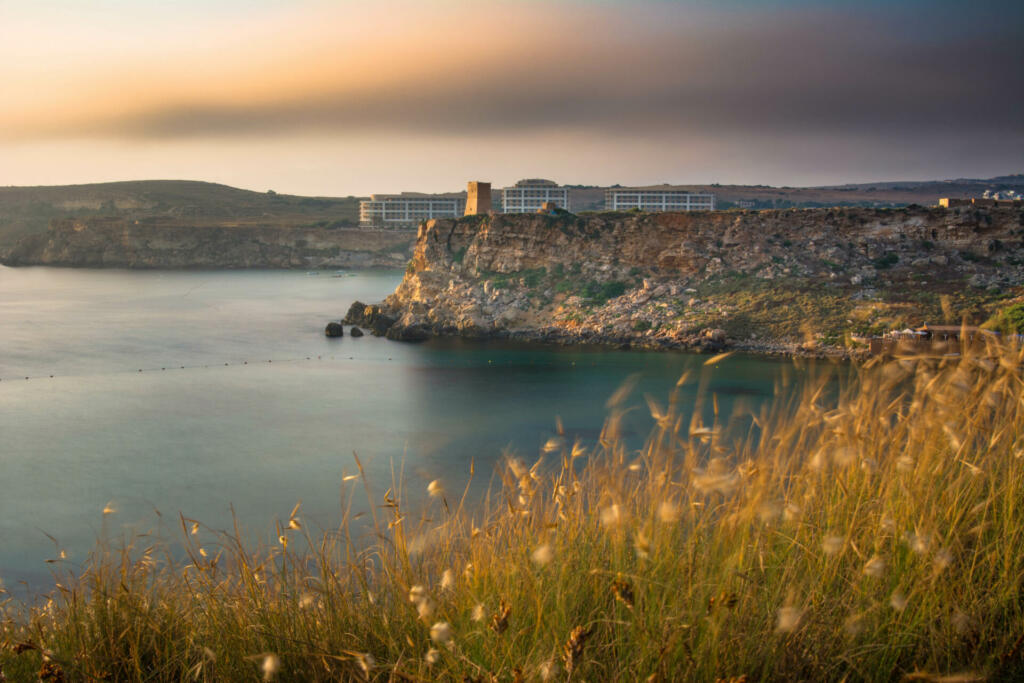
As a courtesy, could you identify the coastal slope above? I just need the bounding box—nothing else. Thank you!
[350,206,1024,352]
[3,218,415,269]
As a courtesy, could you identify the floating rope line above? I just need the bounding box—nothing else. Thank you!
[1,349,601,383]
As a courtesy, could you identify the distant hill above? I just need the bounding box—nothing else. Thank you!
[0,180,363,249]
[2,175,1020,250]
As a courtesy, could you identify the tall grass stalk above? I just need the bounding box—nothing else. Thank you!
[3,344,1024,681]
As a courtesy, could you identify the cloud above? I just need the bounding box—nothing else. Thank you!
[2,1,1022,148]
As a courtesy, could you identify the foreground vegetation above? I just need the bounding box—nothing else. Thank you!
[4,345,1024,681]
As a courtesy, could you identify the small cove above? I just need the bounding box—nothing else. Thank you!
[0,266,804,591]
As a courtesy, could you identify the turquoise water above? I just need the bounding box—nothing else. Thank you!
[0,266,792,591]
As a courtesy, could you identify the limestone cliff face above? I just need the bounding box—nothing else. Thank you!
[2,218,415,269]
[373,207,1024,352]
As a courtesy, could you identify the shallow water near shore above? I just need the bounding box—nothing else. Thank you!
[0,266,799,592]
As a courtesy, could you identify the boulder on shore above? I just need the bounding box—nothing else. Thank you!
[349,326,364,337]
[343,300,397,336]
[324,322,344,338]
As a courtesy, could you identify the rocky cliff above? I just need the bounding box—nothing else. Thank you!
[2,218,415,269]
[347,206,1024,353]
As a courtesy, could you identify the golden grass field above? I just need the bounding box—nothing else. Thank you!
[3,344,1024,681]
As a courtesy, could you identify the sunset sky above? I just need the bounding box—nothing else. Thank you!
[1,0,1021,195]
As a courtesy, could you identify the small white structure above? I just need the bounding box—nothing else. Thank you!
[359,194,466,228]
[501,179,569,214]
[604,187,716,212]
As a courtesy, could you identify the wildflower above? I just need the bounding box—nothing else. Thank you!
[776,606,803,633]
[472,603,486,622]
[102,501,117,515]
[424,648,440,666]
[356,653,375,676]
[896,455,915,472]
[934,549,953,572]
[822,536,844,556]
[440,569,455,591]
[863,555,886,578]
[409,585,427,604]
[905,531,930,554]
[299,593,315,609]
[890,590,908,612]
[288,518,301,530]
[261,653,280,681]
[658,500,681,523]
[601,504,623,527]
[430,621,453,644]
[190,522,200,535]
[427,479,444,497]
[532,544,553,566]
[417,598,435,620]
[635,531,651,559]
[539,659,559,681]
[278,535,288,550]
[783,503,801,522]
[880,516,896,535]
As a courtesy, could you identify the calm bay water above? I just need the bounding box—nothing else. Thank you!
[0,266,793,591]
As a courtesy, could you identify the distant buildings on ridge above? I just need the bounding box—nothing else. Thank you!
[358,178,717,228]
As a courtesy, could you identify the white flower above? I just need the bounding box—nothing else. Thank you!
[430,621,453,644]
[471,603,486,622]
[776,606,803,633]
[658,500,681,523]
[261,653,280,681]
[424,648,440,666]
[409,584,427,604]
[889,590,908,612]
[822,536,844,555]
[863,555,886,578]
[440,569,455,591]
[532,544,553,566]
[427,480,444,497]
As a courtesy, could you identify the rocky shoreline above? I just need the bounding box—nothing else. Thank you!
[328,206,1024,359]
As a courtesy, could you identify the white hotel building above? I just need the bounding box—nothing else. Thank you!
[604,188,716,212]
[359,194,466,228]
[501,179,569,213]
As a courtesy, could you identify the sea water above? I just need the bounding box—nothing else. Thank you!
[0,266,792,591]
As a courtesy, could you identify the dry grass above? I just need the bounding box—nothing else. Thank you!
[3,343,1024,681]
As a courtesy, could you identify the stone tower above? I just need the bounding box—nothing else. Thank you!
[465,181,492,216]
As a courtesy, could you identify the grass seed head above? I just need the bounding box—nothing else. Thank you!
[430,621,453,644]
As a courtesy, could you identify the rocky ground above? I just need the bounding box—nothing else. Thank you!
[334,206,1024,355]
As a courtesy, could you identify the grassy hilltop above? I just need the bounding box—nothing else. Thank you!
[3,344,1024,680]
[0,180,362,250]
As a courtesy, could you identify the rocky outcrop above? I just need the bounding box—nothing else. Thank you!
[347,206,1024,353]
[325,322,344,337]
[1,218,415,269]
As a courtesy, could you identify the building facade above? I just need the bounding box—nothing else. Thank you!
[501,179,569,213]
[604,188,716,212]
[359,194,466,228]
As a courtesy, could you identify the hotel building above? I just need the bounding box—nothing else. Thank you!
[501,179,569,213]
[604,188,716,212]
[359,193,466,228]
